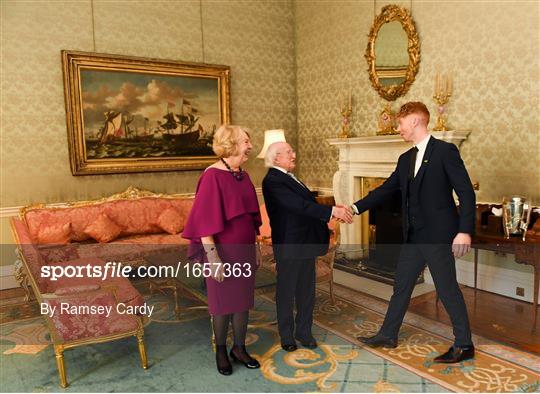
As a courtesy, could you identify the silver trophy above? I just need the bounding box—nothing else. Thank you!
[502,196,531,240]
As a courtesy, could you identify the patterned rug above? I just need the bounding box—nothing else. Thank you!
[294,287,540,393]
[0,285,538,392]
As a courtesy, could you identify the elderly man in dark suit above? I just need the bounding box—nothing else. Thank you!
[353,101,476,363]
[262,141,352,352]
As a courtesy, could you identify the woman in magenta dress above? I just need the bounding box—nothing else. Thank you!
[182,125,262,376]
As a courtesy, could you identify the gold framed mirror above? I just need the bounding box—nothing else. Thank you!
[365,5,420,102]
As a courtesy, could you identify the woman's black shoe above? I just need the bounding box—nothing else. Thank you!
[230,345,260,369]
[215,345,233,376]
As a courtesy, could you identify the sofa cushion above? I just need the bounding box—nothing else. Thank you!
[84,213,123,243]
[37,222,71,244]
[156,207,184,234]
[24,197,195,242]
[92,198,193,237]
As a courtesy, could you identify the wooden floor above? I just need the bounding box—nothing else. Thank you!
[409,286,539,355]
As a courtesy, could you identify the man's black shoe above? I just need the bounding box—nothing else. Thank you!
[295,337,318,349]
[281,343,298,352]
[357,334,397,348]
[434,345,475,363]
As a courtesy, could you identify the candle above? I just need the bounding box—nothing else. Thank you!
[448,73,453,94]
[435,71,440,95]
[348,92,352,110]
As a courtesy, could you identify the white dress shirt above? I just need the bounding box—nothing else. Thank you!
[413,134,431,177]
[351,134,432,215]
[272,165,288,174]
[272,165,302,184]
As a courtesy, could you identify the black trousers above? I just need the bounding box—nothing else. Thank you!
[275,258,316,343]
[379,231,473,347]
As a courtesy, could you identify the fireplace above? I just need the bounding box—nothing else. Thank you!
[327,131,470,284]
[334,176,411,284]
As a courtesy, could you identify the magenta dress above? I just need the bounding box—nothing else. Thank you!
[182,168,262,315]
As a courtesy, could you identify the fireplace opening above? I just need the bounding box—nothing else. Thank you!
[335,177,424,285]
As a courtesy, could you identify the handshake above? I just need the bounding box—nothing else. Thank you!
[331,204,355,224]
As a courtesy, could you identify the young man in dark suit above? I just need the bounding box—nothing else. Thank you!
[262,141,353,352]
[353,102,476,363]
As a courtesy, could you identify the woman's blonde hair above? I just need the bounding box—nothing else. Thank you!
[212,125,251,158]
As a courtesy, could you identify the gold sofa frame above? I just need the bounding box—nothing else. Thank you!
[8,186,196,387]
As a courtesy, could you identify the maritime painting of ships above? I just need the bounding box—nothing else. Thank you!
[85,99,215,160]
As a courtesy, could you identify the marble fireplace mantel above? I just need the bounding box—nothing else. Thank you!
[327,130,470,257]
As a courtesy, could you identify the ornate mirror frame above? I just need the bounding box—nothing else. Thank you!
[365,5,420,101]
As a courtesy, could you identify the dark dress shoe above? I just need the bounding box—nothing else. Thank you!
[295,337,318,349]
[217,363,233,376]
[434,345,475,363]
[215,345,232,376]
[357,334,397,348]
[281,343,298,352]
[229,346,260,369]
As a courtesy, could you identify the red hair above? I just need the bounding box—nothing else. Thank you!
[397,102,430,124]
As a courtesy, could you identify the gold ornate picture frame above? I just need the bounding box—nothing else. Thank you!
[62,50,230,175]
[365,5,420,102]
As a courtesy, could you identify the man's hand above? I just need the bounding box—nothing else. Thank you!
[452,233,471,258]
[332,205,353,224]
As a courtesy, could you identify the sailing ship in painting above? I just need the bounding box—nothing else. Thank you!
[159,100,202,146]
[86,99,216,159]
[97,111,154,144]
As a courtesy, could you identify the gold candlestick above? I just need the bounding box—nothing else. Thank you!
[433,71,452,131]
[338,93,352,138]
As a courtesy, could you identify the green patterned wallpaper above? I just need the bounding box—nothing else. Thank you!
[0,0,296,207]
[1,0,538,293]
[295,0,539,203]
[1,1,539,206]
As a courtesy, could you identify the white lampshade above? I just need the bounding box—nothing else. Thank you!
[257,129,286,158]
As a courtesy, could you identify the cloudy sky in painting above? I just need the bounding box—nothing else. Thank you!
[81,69,221,135]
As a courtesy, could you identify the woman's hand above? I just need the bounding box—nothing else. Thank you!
[206,250,225,282]
[212,262,225,282]
[201,236,225,282]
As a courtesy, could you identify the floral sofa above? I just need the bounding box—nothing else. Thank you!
[10,186,194,387]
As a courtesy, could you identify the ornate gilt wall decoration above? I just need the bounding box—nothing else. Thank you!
[62,50,231,175]
[365,5,420,102]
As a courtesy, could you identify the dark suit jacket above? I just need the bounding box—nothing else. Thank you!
[262,168,332,260]
[353,137,475,244]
